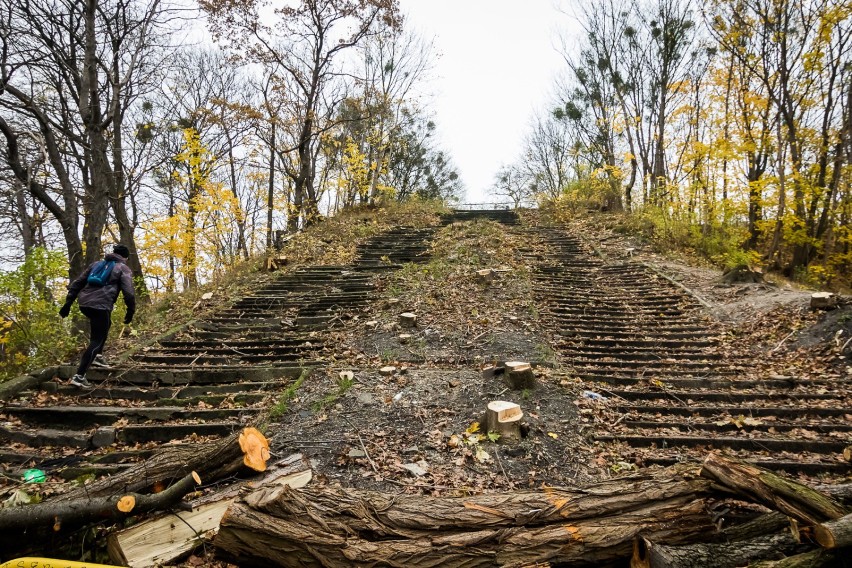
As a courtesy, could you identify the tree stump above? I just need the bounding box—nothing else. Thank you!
[504,361,535,390]
[476,268,496,285]
[485,401,523,443]
[240,428,271,472]
[399,312,417,328]
[810,292,838,310]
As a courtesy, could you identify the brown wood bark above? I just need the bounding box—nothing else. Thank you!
[631,532,805,568]
[58,428,267,501]
[815,512,852,549]
[700,452,849,525]
[215,474,716,567]
[0,471,199,533]
[813,483,852,505]
[750,548,850,568]
[505,361,535,390]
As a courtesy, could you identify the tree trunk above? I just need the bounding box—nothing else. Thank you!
[57,427,268,502]
[0,472,199,533]
[750,548,850,568]
[631,532,805,568]
[699,452,849,525]
[815,513,852,549]
[109,112,147,299]
[267,121,276,249]
[215,474,715,567]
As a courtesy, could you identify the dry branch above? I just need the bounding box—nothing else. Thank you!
[0,471,200,532]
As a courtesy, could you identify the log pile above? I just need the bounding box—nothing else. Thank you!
[213,452,851,568]
[0,427,271,558]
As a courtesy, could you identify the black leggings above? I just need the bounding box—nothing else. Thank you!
[76,307,112,375]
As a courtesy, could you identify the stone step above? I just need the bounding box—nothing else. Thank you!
[57,365,305,384]
[2,405,251,428]
[595,434,848,454]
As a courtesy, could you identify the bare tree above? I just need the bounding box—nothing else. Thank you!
[0,0,182,290]
[202,0,401,230]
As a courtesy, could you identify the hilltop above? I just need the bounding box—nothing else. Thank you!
[0,203,849,566]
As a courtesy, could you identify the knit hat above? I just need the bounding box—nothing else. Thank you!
[113,244,130,258]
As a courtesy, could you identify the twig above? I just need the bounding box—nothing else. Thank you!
[612,413,629,427]
[343,417,379,474]
[770,330,796,353]
[224,344,250,357]
[467,329,491,344]
[493,446,509,481]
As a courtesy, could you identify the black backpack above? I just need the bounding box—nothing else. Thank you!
[87,260,116,286]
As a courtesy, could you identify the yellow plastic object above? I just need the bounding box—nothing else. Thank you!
[1,559,123,568]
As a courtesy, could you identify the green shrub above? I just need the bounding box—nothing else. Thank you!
[0,248,78,381]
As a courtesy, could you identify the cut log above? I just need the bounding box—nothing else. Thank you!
[239,428,270,472]
[266,256,287,271]
[57,427,269,502]
[749,548,849,567]
[504,361,535,390]
[844,445,851,462]
[631,531,804,568]
[484,401,523,443]
[810,292,837,310]
[700,452,849,525]
[814,512,852,549]
[109,455,311,568]
[720,511,790,542]
[475,268,496,284]
[215,473,716,567]
[117,495,136,514]
[398,312,417,328]
[814,483,852,505]
[0,471,199,533]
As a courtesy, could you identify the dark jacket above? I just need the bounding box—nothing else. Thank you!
[65,253,136,318]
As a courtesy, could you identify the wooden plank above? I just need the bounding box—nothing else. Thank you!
[109,455,311,567]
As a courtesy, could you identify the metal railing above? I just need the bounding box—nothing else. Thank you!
[451,202,517,211]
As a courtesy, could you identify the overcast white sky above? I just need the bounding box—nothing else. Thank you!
[398,1,580,203]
